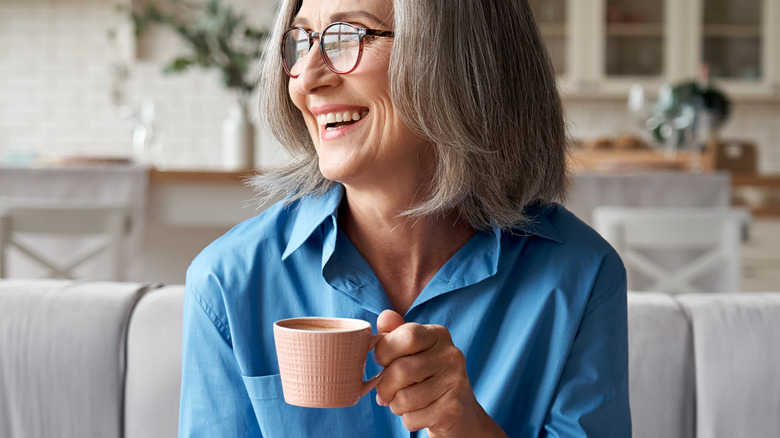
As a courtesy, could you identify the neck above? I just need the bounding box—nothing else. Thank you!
[340,185,476,315]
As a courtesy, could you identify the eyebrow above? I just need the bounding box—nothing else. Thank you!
[292,10,392,29]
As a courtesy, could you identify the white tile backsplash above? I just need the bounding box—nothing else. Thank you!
[0,0,283,171]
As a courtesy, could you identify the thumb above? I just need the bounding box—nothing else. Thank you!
[376,309,405,334]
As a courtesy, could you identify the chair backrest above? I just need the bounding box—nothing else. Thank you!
[593,206,750,293]
[0,199,131,281]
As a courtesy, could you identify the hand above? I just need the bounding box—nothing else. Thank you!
[373,310,507,438]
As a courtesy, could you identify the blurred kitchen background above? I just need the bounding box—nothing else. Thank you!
[1,0,779,290]
[0,0,284,169]
[2,0,778,171]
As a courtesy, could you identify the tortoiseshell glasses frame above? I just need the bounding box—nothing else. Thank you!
[281,22,394,78]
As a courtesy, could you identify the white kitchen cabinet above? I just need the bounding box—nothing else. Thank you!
[529,0,780,99]
[529,0,570,77]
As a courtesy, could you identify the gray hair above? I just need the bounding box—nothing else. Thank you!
[250,0,569,231]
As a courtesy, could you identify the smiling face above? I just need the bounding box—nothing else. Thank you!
[288,0,435,195]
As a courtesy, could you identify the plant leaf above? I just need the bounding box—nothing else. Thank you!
[164,57,194,73]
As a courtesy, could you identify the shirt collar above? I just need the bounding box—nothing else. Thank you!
[511,202,564,244]
[281,184,343,260]
[282,186,564,260]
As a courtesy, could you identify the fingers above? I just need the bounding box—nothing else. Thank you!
[381,351,463,413]
[397,388,463,434]
[377,337,465,399]
[370,316,500,436]
[375,323,464,416]
[388,374,490,437]
[378,346,448,407]
[374,322,445,367]
[376,309,405,334]
[387,367,474,435]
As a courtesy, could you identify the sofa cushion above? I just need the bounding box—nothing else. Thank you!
[0,279,150,438]
[678,292,780,438]
[627,292,695,438]
[124,285,185,438]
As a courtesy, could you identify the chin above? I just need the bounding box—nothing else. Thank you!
[317,159,353,184]
[315,144,374,186]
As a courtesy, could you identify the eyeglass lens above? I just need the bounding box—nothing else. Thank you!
[283,23,361,76]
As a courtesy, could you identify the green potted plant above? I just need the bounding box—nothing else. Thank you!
[119,0,269,170]
[647,79,731,150]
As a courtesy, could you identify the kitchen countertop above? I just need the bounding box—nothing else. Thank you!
[148,168,780,188]
[732,175,780,187]
[149,168,260,185]
[731,174,780,217]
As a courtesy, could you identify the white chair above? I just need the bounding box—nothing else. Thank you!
[0,199,131,281]
[593,206,751,294]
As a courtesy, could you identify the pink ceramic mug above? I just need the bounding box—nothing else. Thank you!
[273,317,384,408]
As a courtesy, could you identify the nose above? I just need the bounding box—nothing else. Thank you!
[292,40,341,94]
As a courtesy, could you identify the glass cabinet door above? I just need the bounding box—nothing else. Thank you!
[529,0,568,76]
[604,0,665,77]
[701,0,763,81]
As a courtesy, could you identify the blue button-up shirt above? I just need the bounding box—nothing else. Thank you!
[179,184,631,437]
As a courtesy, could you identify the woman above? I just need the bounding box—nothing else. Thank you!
[179,0,631,436]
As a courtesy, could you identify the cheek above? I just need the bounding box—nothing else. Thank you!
[357,52,391,88]
[360,48,391,66]
[288,81,304,112]
[287,84,317,134]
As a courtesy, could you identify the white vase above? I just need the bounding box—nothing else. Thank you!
[221,100,255,171]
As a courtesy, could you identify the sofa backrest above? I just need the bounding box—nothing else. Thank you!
[124,285,185,438]
[0,279,149,438]
[123,288,701,438]
[627,292,695,438]
[678,293,780,438]
[4,279,780,438]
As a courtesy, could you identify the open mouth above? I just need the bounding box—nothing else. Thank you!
[317,110,369,131]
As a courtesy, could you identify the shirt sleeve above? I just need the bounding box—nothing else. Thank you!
[542,266,632,437]
[178,283,262,437]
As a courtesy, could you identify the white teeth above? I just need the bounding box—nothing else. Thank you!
[316,110,365,127]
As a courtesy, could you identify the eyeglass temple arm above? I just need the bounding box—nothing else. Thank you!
[363,29,394,38]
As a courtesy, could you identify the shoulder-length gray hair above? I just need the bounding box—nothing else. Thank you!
[250,0,569,231]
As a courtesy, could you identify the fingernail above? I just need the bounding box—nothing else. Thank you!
[376,394,388,407]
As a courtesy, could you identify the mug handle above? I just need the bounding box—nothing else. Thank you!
[359,333,386,398]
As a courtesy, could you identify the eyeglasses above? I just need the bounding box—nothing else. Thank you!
[281,22,394,78]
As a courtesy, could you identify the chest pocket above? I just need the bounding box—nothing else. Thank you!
[242,374,378,437]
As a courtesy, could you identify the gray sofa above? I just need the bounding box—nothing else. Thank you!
[1,279,779,438]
